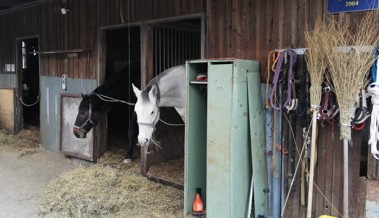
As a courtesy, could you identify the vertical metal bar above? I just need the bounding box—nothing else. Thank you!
[193,31,196,59]
[156,28,163,75]
[168,28,171,69]
[163,28,166,72]
[154,27,158,75]
[174,30,179,66]
[184,31,188,60]
[179,28,183,65]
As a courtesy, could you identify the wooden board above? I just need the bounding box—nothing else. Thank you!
[0,89,14,132]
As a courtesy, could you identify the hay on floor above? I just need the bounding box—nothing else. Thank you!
[39,164,184,218]
[147,157,184,186]
[0,129,39,157]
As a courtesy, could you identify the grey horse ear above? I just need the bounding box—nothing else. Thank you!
[148,85,158,102]
[132,83,141,97]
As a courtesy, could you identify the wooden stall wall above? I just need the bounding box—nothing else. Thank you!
[0,3,42,80]
[39,0,97,79]
[37,0,205,80]
[205,0,318,72]
[205,0,373,79]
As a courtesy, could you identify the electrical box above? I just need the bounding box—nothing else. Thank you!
[184,59,260,218]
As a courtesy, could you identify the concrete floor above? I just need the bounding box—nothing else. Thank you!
[0,147,77,218]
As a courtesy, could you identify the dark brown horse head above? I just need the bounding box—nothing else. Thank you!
[73,94,100,138]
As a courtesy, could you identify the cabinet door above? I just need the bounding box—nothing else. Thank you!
[207,62,233,217]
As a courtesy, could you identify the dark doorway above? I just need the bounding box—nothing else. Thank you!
[19,38,40,128]
[105,27,141,151]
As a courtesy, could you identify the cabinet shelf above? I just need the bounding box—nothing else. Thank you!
[190,80,208,85]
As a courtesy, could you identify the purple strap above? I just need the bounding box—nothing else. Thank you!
[269,49,297,110]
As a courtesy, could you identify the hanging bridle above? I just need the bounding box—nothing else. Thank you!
[269,49,298,111]
[317,82,339,124]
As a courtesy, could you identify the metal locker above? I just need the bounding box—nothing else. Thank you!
[185,59,261,218]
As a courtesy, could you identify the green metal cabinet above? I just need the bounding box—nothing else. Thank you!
[184,59,260,218]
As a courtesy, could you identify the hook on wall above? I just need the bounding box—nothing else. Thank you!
[60,0,70,15]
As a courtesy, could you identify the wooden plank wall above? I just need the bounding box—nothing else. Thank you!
[0,4,42,80]
[0,0,205,80]
[39,0,204,79]
[205,0,373,81]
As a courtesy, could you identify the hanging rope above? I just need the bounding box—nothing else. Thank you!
[20,95,40,107]
[266,50,280,109]
[94,93,135,105]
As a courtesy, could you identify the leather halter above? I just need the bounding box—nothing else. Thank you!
[74,100,96,133]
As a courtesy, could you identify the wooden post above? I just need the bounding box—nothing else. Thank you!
[140,24,154,175]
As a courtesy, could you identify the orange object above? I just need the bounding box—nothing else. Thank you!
[193,188,204,212]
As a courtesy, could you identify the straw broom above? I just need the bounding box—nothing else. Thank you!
[323,13,379,218]
[304,19,328,218]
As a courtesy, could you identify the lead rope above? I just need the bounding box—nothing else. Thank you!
[368,46,379,159]
[94,93,184,126]
[266,50,280,109]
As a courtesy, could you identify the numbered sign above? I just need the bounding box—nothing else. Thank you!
[327,0,379,14]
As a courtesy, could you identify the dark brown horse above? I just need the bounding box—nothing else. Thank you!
[73,64,139,163]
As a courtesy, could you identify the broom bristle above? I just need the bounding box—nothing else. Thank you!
[323,12,379,140]
[304,19,328,108]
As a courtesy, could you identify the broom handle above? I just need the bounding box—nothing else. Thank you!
[306,109,318,218]
[343,139,349,218]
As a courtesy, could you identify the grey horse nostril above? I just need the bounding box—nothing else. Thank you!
[145,139,148,143]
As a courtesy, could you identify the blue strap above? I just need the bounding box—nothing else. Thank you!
[371,45,379,82]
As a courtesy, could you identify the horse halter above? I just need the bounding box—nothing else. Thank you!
[136,107,160,128]
[74,100,97,133]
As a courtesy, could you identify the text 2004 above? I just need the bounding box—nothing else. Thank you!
[345,1,359,7]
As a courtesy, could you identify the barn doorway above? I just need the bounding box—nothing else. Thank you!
[143,17,202,180]
[152,18,202,127]
[104,26,141,157]
[17,37,40,131]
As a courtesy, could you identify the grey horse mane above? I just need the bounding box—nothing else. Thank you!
[140,66,183,104]
[141,69,169,103]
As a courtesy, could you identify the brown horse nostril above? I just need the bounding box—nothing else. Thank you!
[73,127,87,139]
